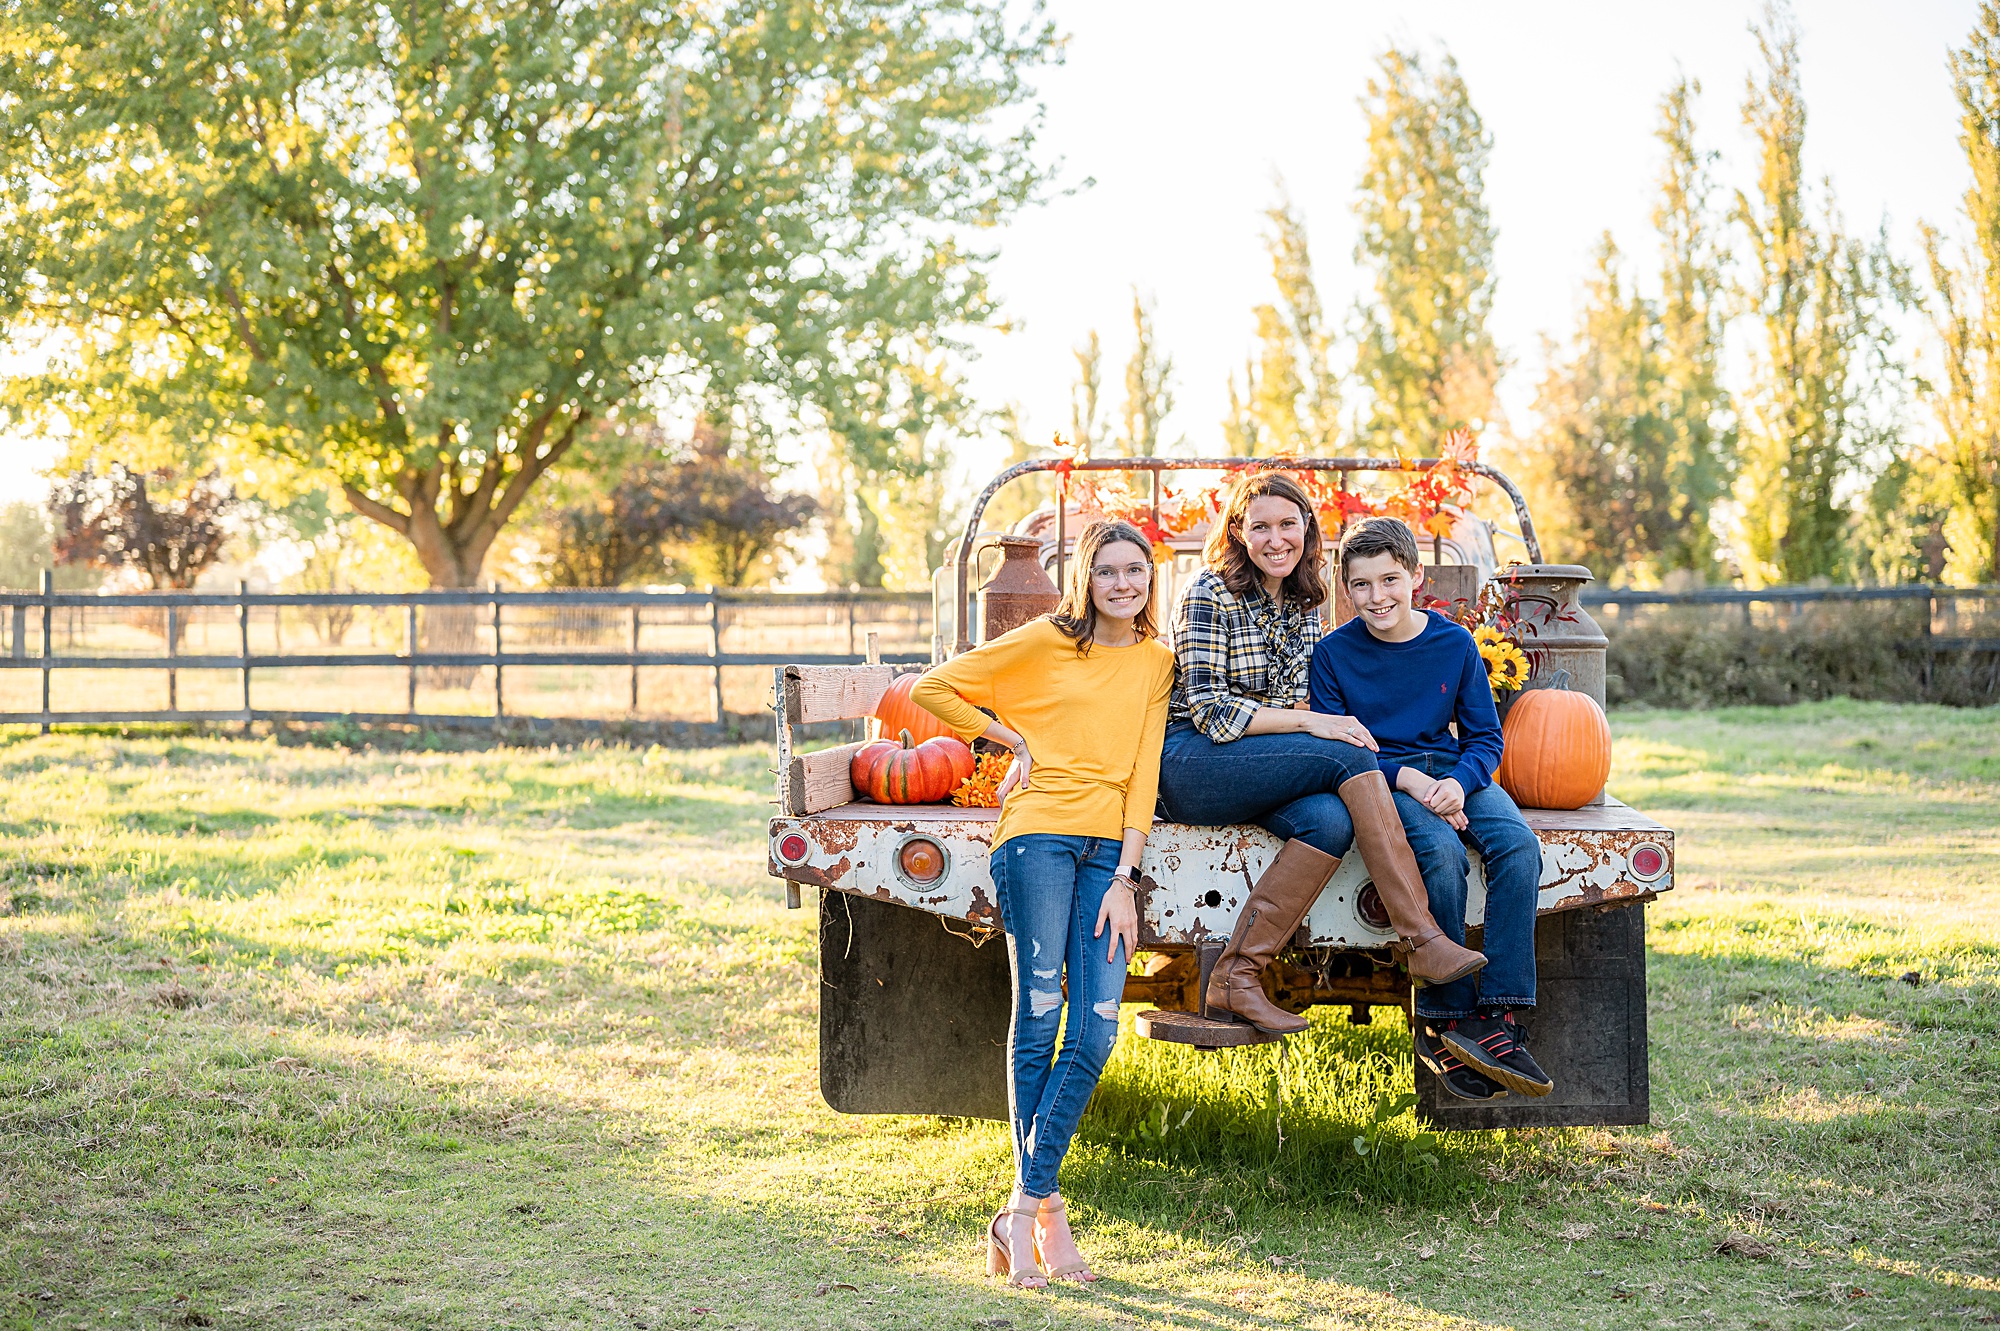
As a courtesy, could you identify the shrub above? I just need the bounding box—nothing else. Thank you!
[1603,599,2000,708]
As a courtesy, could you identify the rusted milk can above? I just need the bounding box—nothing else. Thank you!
[978,536,1060,643]
[1497,564,1609,709]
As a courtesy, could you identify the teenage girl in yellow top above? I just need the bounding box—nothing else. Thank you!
[913,519,1174,1289]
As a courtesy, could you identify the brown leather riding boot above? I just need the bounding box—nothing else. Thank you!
[1203,838,1339,1035]
[1338,770,1488,987]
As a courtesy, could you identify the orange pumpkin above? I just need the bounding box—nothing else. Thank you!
[1495,681,1611,810]
[872,671,956,745]
[852,729,976,804]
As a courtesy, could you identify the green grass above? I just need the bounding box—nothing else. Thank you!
[2,699,1997,1329]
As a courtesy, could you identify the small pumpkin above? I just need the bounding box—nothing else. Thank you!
[872,671,956,745]
[1494,675,1611,810]
[852,728,976,804]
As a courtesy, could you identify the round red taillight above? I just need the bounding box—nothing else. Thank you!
[897,837,947,884]
[777,833,810,864]
[1356,884,1392,931]
[1629,843,1666,881]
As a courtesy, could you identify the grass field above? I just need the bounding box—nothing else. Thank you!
[2,699,1996,1330]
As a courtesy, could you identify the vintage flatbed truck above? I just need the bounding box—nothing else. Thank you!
[767,457,1673,1131]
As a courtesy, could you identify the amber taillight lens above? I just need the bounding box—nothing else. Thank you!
[1357,884,1392,930]
[898,838,946,883]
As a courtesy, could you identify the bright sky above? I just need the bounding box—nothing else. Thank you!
[959,0,1976,473]
[0,0,1979,506]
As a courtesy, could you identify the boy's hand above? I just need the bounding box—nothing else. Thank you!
[1395,767,1434,799]
[1423,777,1466,819]
[1423,777,1469,830]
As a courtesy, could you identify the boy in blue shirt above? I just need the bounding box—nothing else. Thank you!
[1307,517,1554,1101]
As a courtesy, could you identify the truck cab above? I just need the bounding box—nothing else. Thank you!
[768,457,1671,1130]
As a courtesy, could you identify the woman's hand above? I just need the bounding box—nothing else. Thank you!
[1096,873,1139,964]
[1305,710,1378,751]
[980,723,1032,808]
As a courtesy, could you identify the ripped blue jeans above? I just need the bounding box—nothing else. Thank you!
[989,833,1128,1199]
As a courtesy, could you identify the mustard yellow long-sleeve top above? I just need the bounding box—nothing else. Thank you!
[911,618,1176,851]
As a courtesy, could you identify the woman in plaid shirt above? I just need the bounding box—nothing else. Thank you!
[1157,472,1485,1033]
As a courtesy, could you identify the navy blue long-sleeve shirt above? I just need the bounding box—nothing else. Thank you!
[1306,612,1504,797]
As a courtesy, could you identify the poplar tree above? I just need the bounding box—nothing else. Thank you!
[1734,3,1905,584]
[1527,238,1669,580]
[1070,331,1106,458]
[1652,76,1738,576]
[1224,193,1341,456]
[1351,45,1500,457]
[1924,0,2000,585]
[1118,291,1177,457]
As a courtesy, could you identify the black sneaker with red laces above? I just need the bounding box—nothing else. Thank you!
[1417,1024,1507,1102]
[1440,1011,1555,1098]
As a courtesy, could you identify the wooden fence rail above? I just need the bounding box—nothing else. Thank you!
[0,575,931,732]
[1582,583,2000,653]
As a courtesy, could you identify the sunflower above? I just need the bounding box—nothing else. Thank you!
[1474,625,1530,693]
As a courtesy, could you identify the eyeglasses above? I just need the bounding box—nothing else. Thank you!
[1090,563,1153,585]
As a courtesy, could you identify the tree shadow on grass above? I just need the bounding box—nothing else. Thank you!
[5,940,1996,1329]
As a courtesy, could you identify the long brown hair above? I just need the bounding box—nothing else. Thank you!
[1202,470,1328,606]
[1048,519,1159,654]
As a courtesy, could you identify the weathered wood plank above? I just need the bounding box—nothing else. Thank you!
[785,741,867,815]
[782,664,919,725]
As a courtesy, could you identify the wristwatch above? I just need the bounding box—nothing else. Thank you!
[1112,865,1138,889]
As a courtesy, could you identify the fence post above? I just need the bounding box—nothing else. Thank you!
[865,629,880,666]
[38,570,51,735]
[846,599,856,658]
[629,603,641,715]
[237,580,252,732]
[491,581,505,728]
[1922,584,1936,695]
[405,601,418,714]
[166,603,179,713]
[707,587,724,724]
[9,602,23,661]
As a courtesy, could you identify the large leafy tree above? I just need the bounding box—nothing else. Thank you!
[1351,45,1499,457]
[0,0,1054,586]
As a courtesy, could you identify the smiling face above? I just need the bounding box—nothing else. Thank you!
[1238,495,1307,590]
[1088,538,1154,629]
[1343,550,1426,640]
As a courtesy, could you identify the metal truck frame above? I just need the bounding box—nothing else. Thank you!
[768,457,1672,1130]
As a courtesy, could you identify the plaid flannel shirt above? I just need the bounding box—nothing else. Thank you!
[1168,568,1322,743]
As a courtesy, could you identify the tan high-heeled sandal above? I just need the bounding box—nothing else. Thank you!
[1034,1196,1097,1283]
[986,1204,1047,1288]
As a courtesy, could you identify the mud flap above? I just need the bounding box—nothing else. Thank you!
[1416,901,1650,1130]
[818,887,1011,1120]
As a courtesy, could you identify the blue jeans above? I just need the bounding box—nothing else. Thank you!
[989,834,1129,1199]
[1392,754,1542,1019]
[1156,722,1380,858]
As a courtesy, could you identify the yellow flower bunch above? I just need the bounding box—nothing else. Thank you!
[1474,626,1529,693]
[951,751,1015,808]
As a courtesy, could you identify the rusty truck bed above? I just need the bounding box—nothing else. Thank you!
[768,799,1672,950]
